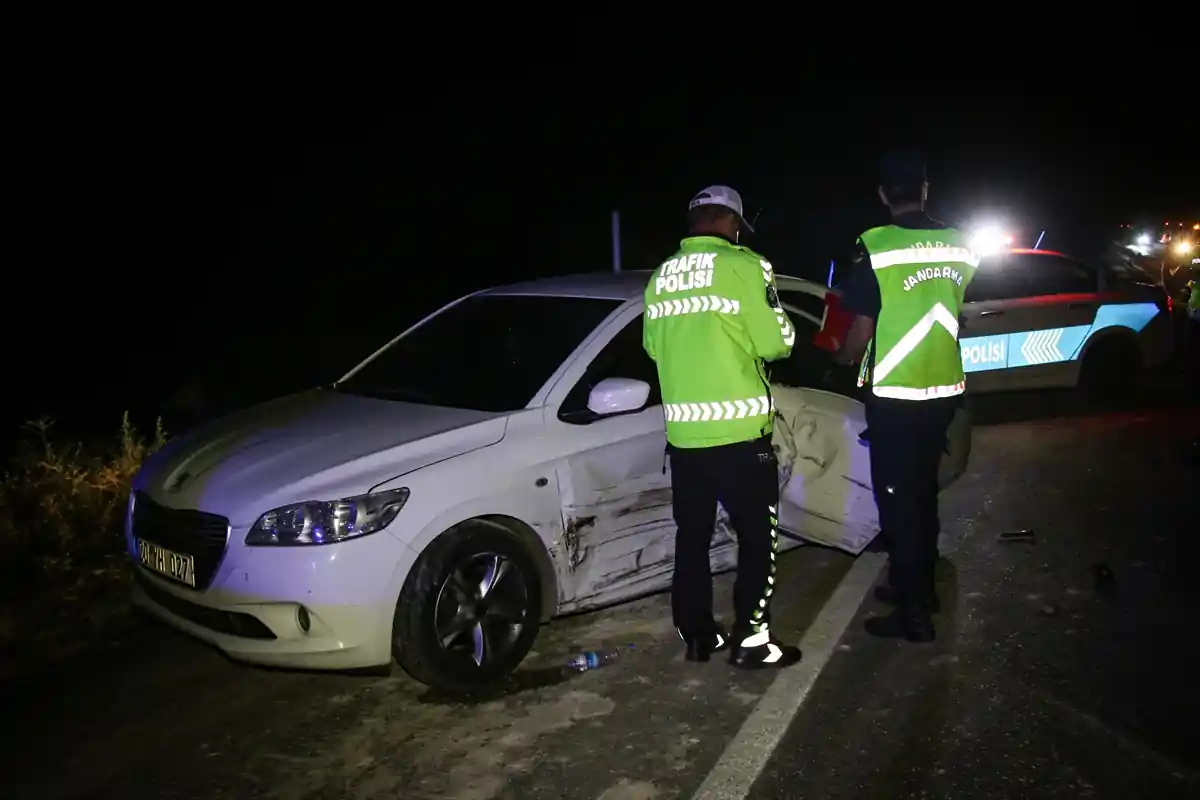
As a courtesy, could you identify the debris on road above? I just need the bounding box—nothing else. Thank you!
[998,529,1037,543]
[566,644,633,673]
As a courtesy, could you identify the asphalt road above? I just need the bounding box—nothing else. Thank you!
[2,384,1197,800]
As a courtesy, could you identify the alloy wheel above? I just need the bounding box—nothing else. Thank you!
[433,552,529,668]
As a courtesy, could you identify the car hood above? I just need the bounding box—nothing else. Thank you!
[135,389,507,525]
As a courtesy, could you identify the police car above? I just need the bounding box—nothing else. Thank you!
[957,248,1174,395]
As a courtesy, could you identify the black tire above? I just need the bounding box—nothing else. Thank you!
[392,521,543,693]
[1080,335,1141,401]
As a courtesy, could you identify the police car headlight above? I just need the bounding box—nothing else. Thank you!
[245,487,410,546]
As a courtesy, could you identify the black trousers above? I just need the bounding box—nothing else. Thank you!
[669,436,779,638]
[1186,315,1200,400]
[865,396,958,613]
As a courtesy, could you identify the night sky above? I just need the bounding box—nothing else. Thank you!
[24,22,1200,441]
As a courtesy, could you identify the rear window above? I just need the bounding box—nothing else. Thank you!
[338,294,621,412]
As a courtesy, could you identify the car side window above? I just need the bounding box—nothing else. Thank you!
[558,315,662,424]
[777,290,826,323]
[963,264,1027,303]
[1021,256,1097,296]
[764,315,827,389]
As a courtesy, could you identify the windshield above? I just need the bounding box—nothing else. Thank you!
[337,294,622,412]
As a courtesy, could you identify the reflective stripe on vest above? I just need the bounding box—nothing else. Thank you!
[855,303,967,400]
[858,237,979,400]
[762,259,796,346]
[664,395,772,422]
[869,245,978,272]
[647,294,740,319]
[873,302,959,383]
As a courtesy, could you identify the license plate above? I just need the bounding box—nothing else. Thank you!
[137,539,196,588]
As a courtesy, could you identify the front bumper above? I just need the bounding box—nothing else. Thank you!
[129,526,419,671]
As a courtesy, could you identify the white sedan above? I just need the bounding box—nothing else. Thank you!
[126,271,969,692]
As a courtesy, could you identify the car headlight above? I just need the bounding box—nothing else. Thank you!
[245,487,410,546]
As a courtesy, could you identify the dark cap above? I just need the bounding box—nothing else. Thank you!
[878,150,926,187]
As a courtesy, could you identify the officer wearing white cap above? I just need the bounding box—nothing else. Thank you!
[644,184,802,670]
[687,185,756,237]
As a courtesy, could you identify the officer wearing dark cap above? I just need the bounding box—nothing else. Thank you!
[831,151,979,642]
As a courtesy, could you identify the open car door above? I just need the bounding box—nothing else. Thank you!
[769,276,972,555]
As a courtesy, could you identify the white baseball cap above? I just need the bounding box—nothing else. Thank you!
[688,185,754,233]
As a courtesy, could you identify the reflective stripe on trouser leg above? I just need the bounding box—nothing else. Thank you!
[740,502,779,649]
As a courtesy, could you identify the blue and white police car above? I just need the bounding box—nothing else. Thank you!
[958,248,1174,395]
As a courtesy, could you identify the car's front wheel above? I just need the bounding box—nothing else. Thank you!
[392,521,543,693]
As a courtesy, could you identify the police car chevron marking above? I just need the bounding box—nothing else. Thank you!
[1019,328,1064,365]
[664,395,772,422]
[646,295,740,319]
[957,301,1164,376]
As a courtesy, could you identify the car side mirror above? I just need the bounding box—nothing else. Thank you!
[587,377,651,416]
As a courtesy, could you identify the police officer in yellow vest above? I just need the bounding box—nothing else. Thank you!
[644,186,803,670]
[833,152,978,642]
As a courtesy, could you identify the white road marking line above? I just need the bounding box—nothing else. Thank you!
[690,552,888,800]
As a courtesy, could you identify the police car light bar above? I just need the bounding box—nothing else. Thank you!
[969,225,1014,256]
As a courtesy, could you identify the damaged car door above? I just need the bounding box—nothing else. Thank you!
[769,280,971,554]
[547,309,683,612]
[764,295,880,554]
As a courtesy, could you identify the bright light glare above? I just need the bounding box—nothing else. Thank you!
[1175,240,1193,255]
[970,225,1014,255]
[1136,233,1151,246]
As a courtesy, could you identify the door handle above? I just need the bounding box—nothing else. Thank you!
[978,310,1004,317]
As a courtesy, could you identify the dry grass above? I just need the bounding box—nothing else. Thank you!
[0,413,167,668]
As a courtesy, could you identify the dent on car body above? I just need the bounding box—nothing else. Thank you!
[551,386,886,611]
[552,434,741,613]
[771,386,881,555]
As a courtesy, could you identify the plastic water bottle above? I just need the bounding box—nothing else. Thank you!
[565,647,624,672]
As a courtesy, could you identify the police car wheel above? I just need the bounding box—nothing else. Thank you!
[1080,336,1141,400]
[392,521,543,694]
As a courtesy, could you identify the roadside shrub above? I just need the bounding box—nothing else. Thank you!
[0,413,167,603]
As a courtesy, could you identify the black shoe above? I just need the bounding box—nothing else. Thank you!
[874,584,941,614]
[679,624,731,662]
[863,608,935,643]
[728,632,802,670]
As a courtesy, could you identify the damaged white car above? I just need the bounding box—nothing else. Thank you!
[127,271,970,692]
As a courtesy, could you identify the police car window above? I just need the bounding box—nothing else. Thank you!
[338,295,620,413]
[963,263,1026,303]
[1021,255,1096,296]
[559,315,662,423]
